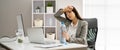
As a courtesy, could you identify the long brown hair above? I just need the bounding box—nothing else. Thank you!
[64,6,83,22]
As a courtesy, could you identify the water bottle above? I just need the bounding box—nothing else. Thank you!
[59,22,67,45]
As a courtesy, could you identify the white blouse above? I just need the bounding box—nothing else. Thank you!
[67,21,78,38]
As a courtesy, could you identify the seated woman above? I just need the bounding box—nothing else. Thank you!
[54,5,88,45]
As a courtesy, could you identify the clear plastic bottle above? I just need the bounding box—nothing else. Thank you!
[60,22,67,45]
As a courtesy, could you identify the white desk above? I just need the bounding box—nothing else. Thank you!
[0,37,87,50]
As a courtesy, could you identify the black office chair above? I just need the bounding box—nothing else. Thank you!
[84,18,98,50]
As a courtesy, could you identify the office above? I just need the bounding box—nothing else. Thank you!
[0,0,120,50]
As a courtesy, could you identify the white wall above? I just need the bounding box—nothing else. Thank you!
[56,0,83,17]
[0,0,32,37]
[105,0,120,50]
[83,0,120,50]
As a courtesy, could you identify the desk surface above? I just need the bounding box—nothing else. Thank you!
[0,37,87,50]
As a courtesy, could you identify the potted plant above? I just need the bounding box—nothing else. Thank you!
[35,6,40,13]
[47,2,52,7]
[46,2,53,13]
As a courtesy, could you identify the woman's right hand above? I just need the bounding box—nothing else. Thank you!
[63,7,69,12]
[63,5,73,12]
[62,32,70,41]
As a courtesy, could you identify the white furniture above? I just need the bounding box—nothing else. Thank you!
[0,37,87,50]
[32,0,57,40]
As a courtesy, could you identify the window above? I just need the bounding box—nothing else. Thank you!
[83,0,120,50]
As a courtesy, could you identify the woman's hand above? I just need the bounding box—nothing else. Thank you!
[62,32,70,41]
[63,7,70,12]
[67,5,73,11]
[63,5,73,12]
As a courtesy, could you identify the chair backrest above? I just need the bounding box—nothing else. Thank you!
[83,18,98,47]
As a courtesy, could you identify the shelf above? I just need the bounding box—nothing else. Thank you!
[33,14,44,19]
[45,0,55,1]
[32,0,57,39]
[45,14,56,26]
[33,0,44,1]
[45,1,56,13]
[45,13,55,14]
[45,27,56,33]
[33,13,44,14]
[32,26,44,28]
[32,14,44,27]
[32,26,56,28]
[45,27,56,39]
[33,1,44,13]
[45,26,56,27]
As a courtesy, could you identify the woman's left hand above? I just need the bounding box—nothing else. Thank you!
[62,32,70,41]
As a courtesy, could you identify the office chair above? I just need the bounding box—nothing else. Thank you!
[84,18,98,50]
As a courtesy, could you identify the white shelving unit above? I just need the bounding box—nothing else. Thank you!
[32,0,57,40]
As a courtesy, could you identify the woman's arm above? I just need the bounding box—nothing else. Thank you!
[68,21,88,44]
[54,6,73,23]
[54,9,68,23]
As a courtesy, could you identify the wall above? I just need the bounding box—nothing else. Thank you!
[83,0,120,50]
[56,0,83,17]
[0,0,32,38]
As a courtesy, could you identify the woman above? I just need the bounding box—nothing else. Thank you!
[54,5,88,45]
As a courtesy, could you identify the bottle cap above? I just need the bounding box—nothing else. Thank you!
[61,22,64,24]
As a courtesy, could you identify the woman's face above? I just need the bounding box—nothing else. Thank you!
[66,11,76,20]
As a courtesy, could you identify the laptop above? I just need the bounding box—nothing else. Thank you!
[27,28,56,44]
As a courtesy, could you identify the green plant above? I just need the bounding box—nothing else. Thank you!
[47,2,52,7]
[36,6,40,9]
[18,38,23,43]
